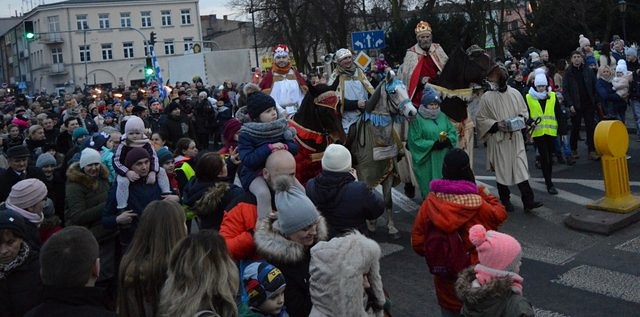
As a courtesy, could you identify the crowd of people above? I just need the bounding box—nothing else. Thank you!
[1,19,636,317]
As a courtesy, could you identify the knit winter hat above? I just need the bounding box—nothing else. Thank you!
[7,178,48,209]
[534,73,548,86]
[274,183,320,236]
[469,224,522,273]
[244,84,276,120]
[36,153,57,168]
[223,118,242,148]
[616,59,628,73]
[28,125,43,136]
[625,46,637,58]
[124,116,145,134]
[529,52,540,63]
[156,147,173,165]
[442,148,475,183]
[0,209,26,238]
[421,85,441,106]
[335,48,353,61]
[79,148,102,169]
[84,131,110,150]
[124,147,150,169]
[578,34,591,48]
[321,144,352,173]
[243,261,287,307]
[72,127,89,142]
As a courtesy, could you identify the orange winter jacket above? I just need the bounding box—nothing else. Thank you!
[411,179,508,312]
[219,193,260,261]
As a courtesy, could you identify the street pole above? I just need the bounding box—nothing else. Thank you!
[250,0,259,68]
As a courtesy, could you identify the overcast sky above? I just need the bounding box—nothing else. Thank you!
[0,0,245,20]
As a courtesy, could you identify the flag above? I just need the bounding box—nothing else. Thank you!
[150,45,167,100]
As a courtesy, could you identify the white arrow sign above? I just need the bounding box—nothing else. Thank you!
[375,39,383,47]
[355,41,364,49]
[366,34,372,48]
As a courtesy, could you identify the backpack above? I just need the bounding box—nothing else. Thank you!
[423,219,471,279]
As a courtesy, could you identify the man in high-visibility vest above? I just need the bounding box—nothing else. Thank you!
[526,71,560,195]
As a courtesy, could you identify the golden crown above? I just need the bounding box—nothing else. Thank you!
[415,21,432,35]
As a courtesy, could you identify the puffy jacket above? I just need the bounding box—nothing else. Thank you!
[306,171,384,238]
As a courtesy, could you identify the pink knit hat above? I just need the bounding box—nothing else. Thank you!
[469,224,522,273]
[7,178,48,209]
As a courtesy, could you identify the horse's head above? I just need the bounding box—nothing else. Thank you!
[300,83,346,144]
[383,71,417,119]
[464,45,494,88]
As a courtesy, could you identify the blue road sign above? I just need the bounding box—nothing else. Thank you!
[351,30,385,51]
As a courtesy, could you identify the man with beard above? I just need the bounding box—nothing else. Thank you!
[476,65,543,213]
[42,115,59,146]
[396,21,449,198]
[399,21,449,107]
[147,98,163,133]
[328,48,376,132]
[259,44,308,116]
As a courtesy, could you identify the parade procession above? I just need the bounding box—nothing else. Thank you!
[1,0,640,316]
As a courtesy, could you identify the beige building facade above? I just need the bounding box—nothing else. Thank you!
[5,0,202,94]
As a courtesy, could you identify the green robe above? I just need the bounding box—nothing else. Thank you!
[408,111,458,197]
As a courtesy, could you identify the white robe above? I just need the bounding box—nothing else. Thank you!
[476,86,531,186]
[270,72,305,115]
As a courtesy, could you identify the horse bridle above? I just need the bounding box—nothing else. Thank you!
[384,80,411,116]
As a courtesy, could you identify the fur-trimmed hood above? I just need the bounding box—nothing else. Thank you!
[66,162,109,190]
[308,231,385,317]
[254,216,328,265]
[455,267,530,317]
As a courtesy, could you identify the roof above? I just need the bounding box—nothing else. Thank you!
[0,17,22,33]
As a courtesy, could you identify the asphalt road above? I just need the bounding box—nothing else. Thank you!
[371,125,640,316]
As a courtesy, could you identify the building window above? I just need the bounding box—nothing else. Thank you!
[101,44,112,60]
[76,15,89,30]
[123,42,134,58]
[180,9,191,24]
[144,40,150,56]
[184,38,193,52]
[164,41,174,55]
[52,47,63,64]
[47,16,60,32]
[141,11,152,28]
[99,14,110,29]
[120,12,131,28]
[80,45,91,62]
[161,10,172,26]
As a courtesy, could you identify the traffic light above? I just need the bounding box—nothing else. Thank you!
[144,57,154,77]
[23,21,35,40]
[149,32,157,46]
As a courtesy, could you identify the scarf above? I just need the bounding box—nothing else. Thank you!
[474,264,524,295]
[418,107,440,119]
[240,117,295,141]
[334,63,358,78]
[528,87,548,100]
[272,63,292,75]
[0,241,30,280]
[6,202,44,226]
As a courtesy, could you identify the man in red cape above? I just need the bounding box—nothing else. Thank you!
[259,44,308,116]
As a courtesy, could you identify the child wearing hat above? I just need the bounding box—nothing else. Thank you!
[237,83,298,222]
[241,261,288,317]
[455,224,534,317]
[112,116,171,210]
[407,85,458,197]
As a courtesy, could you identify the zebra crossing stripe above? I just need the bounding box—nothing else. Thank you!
[533,308,571,317]
[615,236,640,254]
[552,265,640,304]
[521,243,576,266]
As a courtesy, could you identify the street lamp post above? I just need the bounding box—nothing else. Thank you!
[250,0,259,68]
[619,0,627,41]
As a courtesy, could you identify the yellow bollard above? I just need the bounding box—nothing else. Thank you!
[586,120,640,213]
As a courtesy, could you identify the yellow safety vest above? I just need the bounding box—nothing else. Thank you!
[526,92,557,137]
[175,160,195,180]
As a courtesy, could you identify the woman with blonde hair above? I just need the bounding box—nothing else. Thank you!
[158,230,239,317]
[117,200,187,317]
